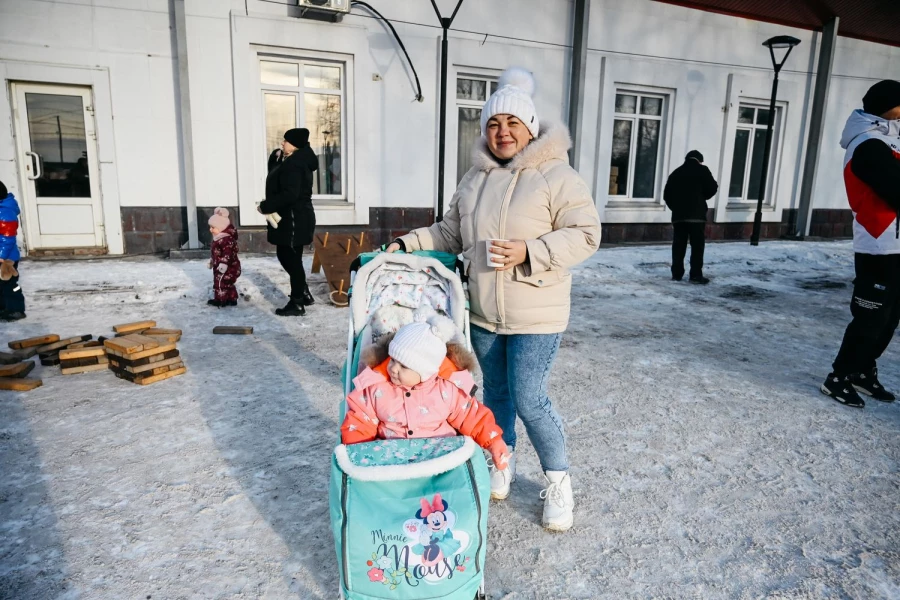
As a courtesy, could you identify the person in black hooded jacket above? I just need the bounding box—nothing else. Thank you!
[663,150,718,283]
[259,128,319,316]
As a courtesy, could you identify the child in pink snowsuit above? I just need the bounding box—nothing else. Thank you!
[341,318,510,470]
[208,207,241,307]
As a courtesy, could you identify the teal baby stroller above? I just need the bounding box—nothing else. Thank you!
[329,251,490,600]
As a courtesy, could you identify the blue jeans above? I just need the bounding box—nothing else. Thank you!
[470,325,568,472]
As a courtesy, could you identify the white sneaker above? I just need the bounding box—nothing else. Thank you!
[487,450,515,500]
[541,471,574,531]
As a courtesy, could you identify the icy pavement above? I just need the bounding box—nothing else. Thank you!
[1,240,898,600]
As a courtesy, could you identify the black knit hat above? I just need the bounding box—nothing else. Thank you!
[0,180,7,198]
[686,150,704,163]
[283,128,310,148]
[863,80,900,117]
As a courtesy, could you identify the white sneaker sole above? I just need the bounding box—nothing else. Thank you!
[853,384,896,403]
[490,477,514,500]
[820,384,864,408]
[542,515,574,532]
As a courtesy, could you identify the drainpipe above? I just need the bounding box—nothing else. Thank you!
[567,0,590,169]
[795,17,838,238]
[173,0,200,248]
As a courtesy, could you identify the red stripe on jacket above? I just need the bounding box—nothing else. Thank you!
[0,220,17,237]
[844,153,899,239]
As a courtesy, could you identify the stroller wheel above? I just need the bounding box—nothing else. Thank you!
[475,581,487,599]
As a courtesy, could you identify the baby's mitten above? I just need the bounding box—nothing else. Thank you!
[216,263,228,274]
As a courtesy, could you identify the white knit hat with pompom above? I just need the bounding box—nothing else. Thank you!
[388,321,447,381]
[480,67,539,138]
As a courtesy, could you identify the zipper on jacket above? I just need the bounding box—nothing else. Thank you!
[290,207,296,248]
[340,472,350,592]
[495,170,520,325]
[465,459,484,574]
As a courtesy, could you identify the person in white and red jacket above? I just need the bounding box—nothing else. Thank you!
[822,80,900,408]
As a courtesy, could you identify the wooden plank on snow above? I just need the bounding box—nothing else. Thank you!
[59,346,107,360]
[212,326,253,335]
[0,361,35,378]
[112,320,157,334]
[0,377,43,391]
[8,334,59,350]
[61,363,110,375]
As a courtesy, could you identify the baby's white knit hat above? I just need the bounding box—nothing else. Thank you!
[388,321,447,381]
[480,67,539,138]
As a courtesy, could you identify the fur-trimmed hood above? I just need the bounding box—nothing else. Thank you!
[360,331,478,375]
[471,120,572,172]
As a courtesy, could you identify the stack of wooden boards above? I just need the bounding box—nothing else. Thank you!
[104,320,185,385]
[0,321,185,391]
[59,341,108,375]
[0,333,91,390]
[0,352,39,391]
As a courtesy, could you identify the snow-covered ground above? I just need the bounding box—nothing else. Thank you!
[1,240,898,600]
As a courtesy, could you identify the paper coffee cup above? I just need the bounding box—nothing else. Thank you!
[485,239,508,268]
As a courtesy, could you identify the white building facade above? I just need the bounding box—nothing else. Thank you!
[1,0,898,255]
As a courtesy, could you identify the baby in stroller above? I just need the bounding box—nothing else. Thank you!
[341,315,510,471]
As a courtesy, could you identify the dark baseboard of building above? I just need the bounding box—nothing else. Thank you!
[120,206,853,255]
[121,207,190,255]
[807,208,854,238]
[122,206,436,254]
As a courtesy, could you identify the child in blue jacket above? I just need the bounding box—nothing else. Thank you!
[0,180,26,321]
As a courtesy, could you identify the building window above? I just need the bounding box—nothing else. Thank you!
[728,104,781,203]
[456,76,497,183]
[260,57,345,199]
[609,91,666,199]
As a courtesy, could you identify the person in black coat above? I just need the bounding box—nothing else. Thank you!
[259,128,319,316]
[663,150,719,284]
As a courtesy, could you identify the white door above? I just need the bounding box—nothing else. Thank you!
[11,83,105,250]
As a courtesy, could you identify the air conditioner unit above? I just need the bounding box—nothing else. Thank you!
[297,0,350,21]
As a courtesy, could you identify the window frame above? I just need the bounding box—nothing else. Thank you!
[727,102,783,205]
[607,88,670,203]
[453,72,498,184]
[257,51,349,204]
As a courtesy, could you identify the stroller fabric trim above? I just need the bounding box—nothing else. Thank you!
[335,437,477,482]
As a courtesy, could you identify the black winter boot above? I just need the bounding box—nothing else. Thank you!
[208,299,223,308]
[300,284,315,306]
[275,299,305,316]
[0,310,25,322]
[821,373,865,408]
[852,368,895,402]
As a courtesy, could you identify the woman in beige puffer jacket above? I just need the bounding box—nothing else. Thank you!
[388,68,600,532]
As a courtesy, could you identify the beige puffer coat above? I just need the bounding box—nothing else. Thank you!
[399,122,601,334]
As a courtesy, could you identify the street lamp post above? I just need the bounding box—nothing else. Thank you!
[750,35,800,246]
[430,0,465,223]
